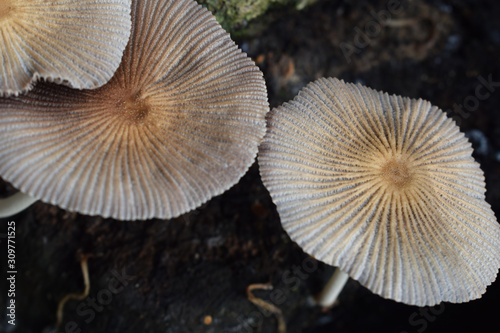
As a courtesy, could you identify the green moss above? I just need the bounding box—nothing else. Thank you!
[197,0,317,32]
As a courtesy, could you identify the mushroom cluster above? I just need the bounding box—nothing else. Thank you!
[0,0,269,219]
[2,0,499,315]
[259,77,500,306]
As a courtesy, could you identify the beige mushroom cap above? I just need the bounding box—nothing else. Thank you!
[259,78,500,306]
[0,0,132,96]
[0,0,268,220]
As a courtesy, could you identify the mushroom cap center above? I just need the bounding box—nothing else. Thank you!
[0,0,15,22]
[115,89,150,123]
[380,158,412,189]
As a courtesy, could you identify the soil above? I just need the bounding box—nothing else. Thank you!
[2,0,500,332]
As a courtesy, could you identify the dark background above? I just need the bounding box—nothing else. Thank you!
[1,0,500,332]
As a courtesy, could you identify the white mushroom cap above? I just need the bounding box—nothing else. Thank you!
[0,0,132,96]
[259,77,500,306]
[0,0,269,220]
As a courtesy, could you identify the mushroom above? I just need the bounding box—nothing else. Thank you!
[258,77,500,306]
[0,0,268,220]
[0,0,132,96]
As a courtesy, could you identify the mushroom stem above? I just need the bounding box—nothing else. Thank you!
[0,191,38,218]
[315,268,349,307]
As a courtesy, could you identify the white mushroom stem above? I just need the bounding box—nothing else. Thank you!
[0,191,37,218]
[315,268,350,307]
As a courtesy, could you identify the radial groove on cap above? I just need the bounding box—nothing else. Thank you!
[259,78,500,306]
[0,0,132,96]
[0,0,268,220]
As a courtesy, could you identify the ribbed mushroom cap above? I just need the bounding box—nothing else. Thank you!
[0,0,268,220]
[259,78,500,306]
[0,0,132,96]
